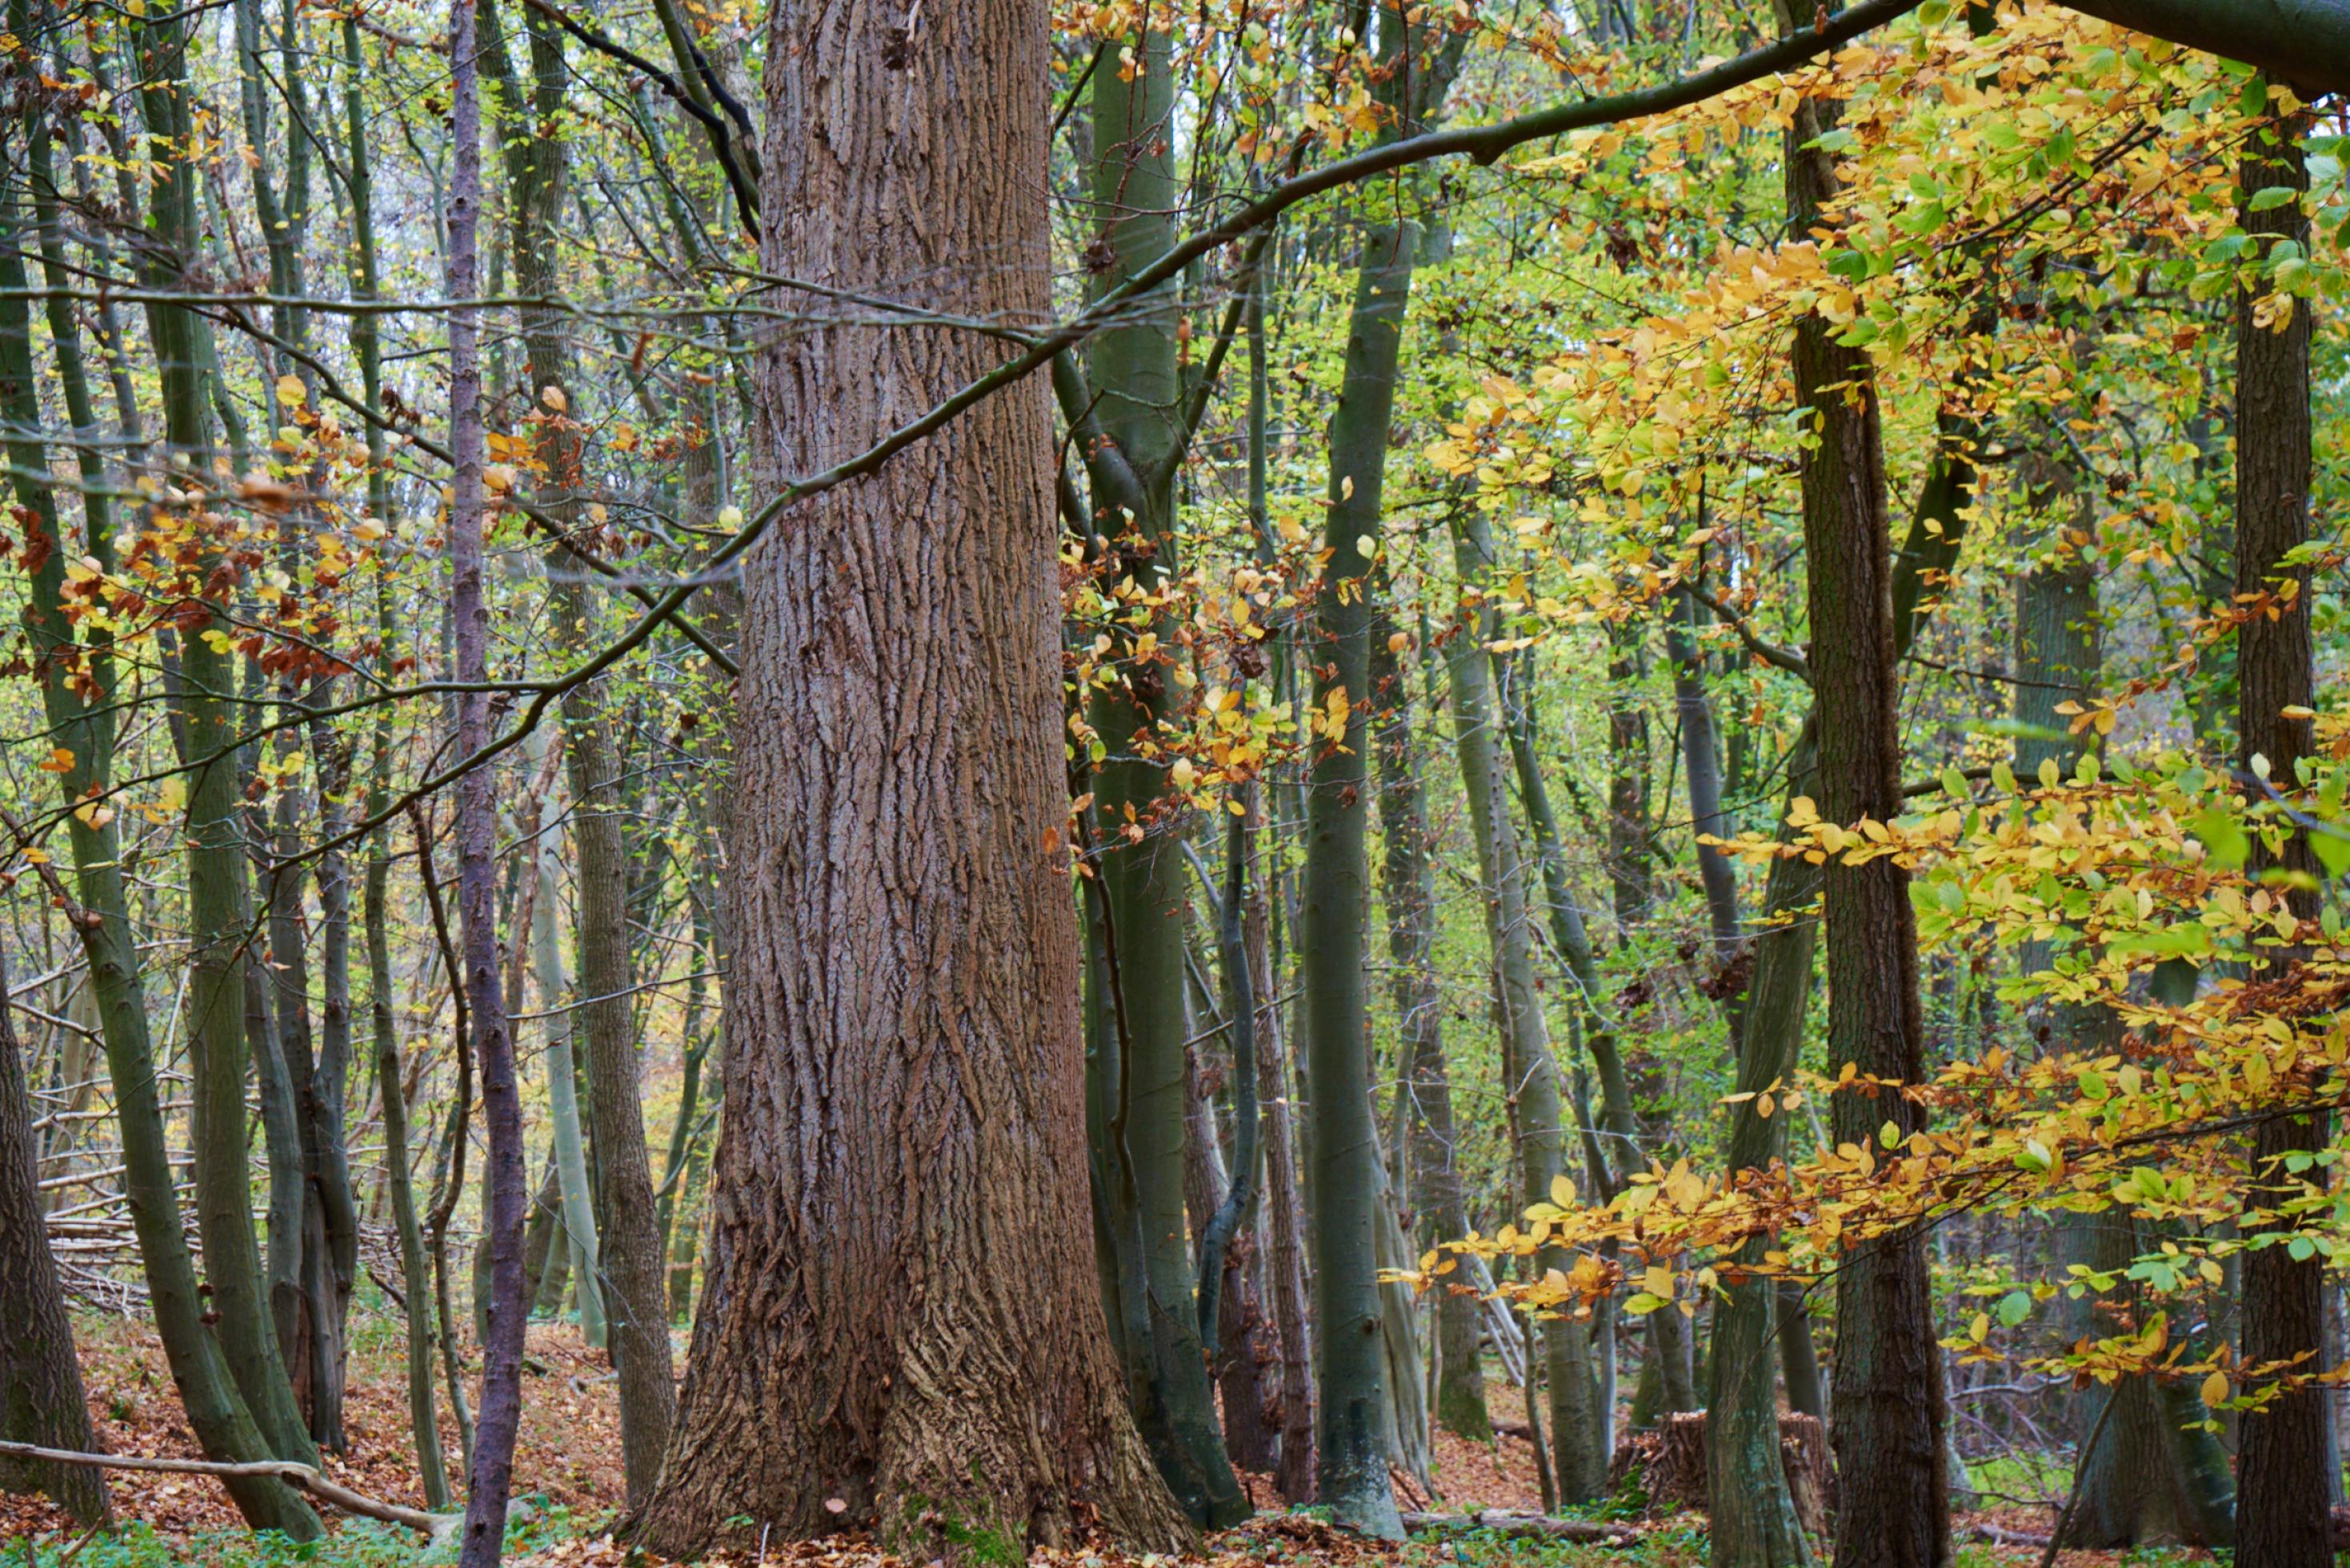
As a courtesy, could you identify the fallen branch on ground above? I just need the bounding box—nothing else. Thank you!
[1400,1510,1641,1545]
[1966,1523,2052,1548]
[0,1439,458,1544]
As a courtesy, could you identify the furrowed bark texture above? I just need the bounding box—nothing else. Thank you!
[0,942,110,1525]
[1784,64,1949,1568]
[629,0,1189,1555]
[2232,106,2328,1568]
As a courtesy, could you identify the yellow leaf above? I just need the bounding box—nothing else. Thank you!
[1549,1174,1576,1208]
[540,384,567,412]
[274,374,306,407]
[2200,1370,2229,1407]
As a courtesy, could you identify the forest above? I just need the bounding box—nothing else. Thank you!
[0,0,2345,1565]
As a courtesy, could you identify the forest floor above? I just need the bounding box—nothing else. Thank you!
[0,1314,2212,1568]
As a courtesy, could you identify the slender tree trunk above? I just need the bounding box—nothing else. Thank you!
[366,775,450,1508]
[1371,626,1488,1442]
[478,1,676,1483]
[1784,62,1949,1567]
[1497,657,1688,1427]
[0,941,110,1526]
[2232,102,2328,1568]
[445,2,527,1557]
[1243,262,1319,1508]
[340,2,448,1505]
[1073,10,1250,1522]
[1665,590,1739,968]
[627,1,1190,1553]
[530,807,606,1350]
[1445,516,1603,1504]
[0,14,322,1532]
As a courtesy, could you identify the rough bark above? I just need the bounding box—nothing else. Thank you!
[1784,71,1950,1567]
[626,0,1190,1554]
[0,941,110,1526]
[2232,104,2328,1568]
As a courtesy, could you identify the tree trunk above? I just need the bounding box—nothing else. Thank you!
[627,1,1190,1554]
[1246,258,1319,1510]
[1707,274,1980,1568]
[366,737,450,1509]
[1446,513,1603,1503]
[530,808,606,1350]
[444,2,528,1558]
[0,940,110,1526]
[1371,625,1488,1443]
[1302,204,1423,1542]
[1496,657,1687,1433]
[0,14,322,1532]
[2232,101,2328,1568]
[1073,11,1250,1524]
[1784,67,1950,1568]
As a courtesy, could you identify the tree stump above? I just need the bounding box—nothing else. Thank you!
[1607,1411,1833,1534]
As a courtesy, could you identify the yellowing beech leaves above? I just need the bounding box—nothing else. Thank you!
[1387,741,2350,1410]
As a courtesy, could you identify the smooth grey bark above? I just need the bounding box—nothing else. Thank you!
[1665,590,1739,966]
[1071,10,1249,1525]
[1446,513,1604,1502]
[530,805,607,1350]
[1371,622,1488,1442]
[1,11,322,1531]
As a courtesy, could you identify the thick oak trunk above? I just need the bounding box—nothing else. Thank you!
[628,1,1187,1556]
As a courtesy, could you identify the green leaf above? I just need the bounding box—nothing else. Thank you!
[1996,1290,2032,1328]
[2192,805,2248,870]
[2247,185,2300,212]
